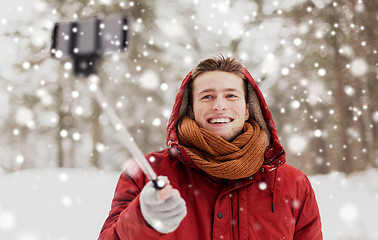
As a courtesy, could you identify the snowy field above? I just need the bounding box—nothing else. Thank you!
[0,167,378,240]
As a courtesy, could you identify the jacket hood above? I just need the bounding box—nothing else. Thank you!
[166,68,285,167]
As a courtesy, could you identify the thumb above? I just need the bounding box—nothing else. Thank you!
[158,183,173,201]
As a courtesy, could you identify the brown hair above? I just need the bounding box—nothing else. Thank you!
[191,55,245,81]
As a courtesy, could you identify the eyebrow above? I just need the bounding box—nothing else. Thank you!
[197,88,242,95]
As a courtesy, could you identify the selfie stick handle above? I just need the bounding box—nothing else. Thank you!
[86,75,164,189]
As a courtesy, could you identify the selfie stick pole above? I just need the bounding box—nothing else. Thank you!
[85,75,164,189]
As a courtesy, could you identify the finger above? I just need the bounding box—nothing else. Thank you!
[158,183,173,201]
[153,190,185,212]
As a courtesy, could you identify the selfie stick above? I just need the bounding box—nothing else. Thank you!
[51,16,164,190]
[86,76,164,189]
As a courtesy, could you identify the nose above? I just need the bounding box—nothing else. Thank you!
[212,97,226,111]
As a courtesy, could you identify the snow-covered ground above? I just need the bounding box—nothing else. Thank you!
[311,169,378,240]
[0,167,377,240]
[0,168,118,240]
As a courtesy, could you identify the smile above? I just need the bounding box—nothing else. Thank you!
[208,118,233,124]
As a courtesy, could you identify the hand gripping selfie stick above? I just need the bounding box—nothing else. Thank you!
[51,16,164,190]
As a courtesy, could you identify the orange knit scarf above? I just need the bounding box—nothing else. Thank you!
[177,116,268,179]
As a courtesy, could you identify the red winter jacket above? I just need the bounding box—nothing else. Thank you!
[98,69,323,240]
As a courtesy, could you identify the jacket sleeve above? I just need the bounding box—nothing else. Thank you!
[98,161,164,240]
[294,175,323,240]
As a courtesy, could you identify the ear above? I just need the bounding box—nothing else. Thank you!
[188,106,195,119]
[244,103,250,121]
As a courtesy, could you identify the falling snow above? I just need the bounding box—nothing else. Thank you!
[139,70,160,90]
[317,68,326,77]
[15,106,34,127]
[339,203,358,222]
[314,129,322,138]
[350,58,368,77]
[288,135,308,153]
[0,0,376,239]
[258,182,267,191]
[344,85,355,96]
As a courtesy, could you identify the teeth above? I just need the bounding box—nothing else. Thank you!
[209,118,231,124]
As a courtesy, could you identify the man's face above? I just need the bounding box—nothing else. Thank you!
[189,71,249,141]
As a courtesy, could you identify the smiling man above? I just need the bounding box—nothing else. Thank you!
[188,71,250,141]
[99,56,323,240]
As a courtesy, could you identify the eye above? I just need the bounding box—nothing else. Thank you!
[201,95,212,100]
[226,94,237,98]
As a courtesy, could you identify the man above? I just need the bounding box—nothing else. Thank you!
[99,56,323,239]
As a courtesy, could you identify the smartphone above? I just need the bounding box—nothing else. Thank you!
[51,15,128,59]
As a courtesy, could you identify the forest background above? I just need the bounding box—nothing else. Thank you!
[0,0,377,176]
